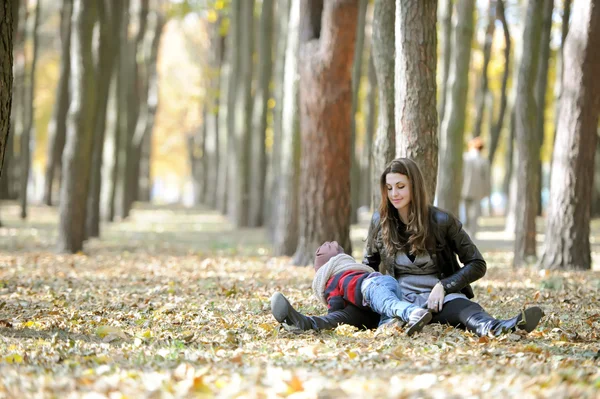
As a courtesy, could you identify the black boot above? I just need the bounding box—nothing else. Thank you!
[270,292,313,331]
[465,306,544,337]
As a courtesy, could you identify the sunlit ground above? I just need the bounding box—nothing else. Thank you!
[0,202,599,398]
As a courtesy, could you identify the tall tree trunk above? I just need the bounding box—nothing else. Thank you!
[436,0,473,215]
[437,0,452,128]
[472,0,496,139]
[20,0,41,219]
[349,0,367,224]
[202,16,224,209]
[371,0,395,208]
[266,0,290,239]
[86,0,122,238]
[249,0,274,227]
[293,0,358,266]
[106,0,130,222]
[273,0,300,256]
[513,0,543,268]
[540,0,600,270]
[488,0,510,165]
[43,0,72,206]
[533,0,553,217]
[226,0,242,221]
[592,136,600,217]
[57,0,97,253]
[0,1,14,179]
[132,8,164,205]
[361,53,376,209]
[216,18,231,215]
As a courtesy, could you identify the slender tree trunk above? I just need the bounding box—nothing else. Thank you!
[472,0,496,139]
[43,0,72,206]
[533,0,553,217]
[226,0,242,221]
[371,0,395,208]
[100,66,118,221]
[132,9,164,204]
[20,0,41,219]
[85,0,121,238]
[293,0,358,266]
[436,0,473,215]
[437,0,452,128]
[202,16,224,208]
[361,53,377,209]
[488,0,510,165]
[513,0,543,268]
[0,1,14,179]
[57,0,98,253]
[273,0,300,256]
[349,0,367,224]
[540,0,600,270]
[249,0,274,227]
[216,22,231,215]
[266,0,290,239]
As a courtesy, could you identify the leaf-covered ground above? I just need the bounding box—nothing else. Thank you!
[0,203,599,398]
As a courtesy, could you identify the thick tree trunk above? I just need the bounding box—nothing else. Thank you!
[43,0,72,206]
[0,1,14,179]
[57,0,97,253]
[533,0,553,217]
[396,0,439,202]
[266,0,290,239]
[437,0,452,128]
[293,0,358,266]
[19,0,41,219]
[592,137,600,217]
[349,0,367,224]
[488,0,510,165]
[273,0,300,256]
[513,0,543,268]
[540,0,600,270]
[472,0,496,139]
[249,0,274,227]
[86,0,122,238]
[371,0,395,208]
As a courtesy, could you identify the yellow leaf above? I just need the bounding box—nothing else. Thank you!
[95,325,127,340]
[3,354,23,364]
[346,350,358,359]
[286,374,304,394]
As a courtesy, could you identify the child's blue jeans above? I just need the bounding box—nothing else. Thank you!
[361,274,419,326]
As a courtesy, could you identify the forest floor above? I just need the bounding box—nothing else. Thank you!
[0,202,599,398]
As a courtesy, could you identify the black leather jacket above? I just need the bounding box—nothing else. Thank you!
[362,206,486,298]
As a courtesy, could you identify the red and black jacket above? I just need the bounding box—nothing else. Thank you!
[324,270,371,313]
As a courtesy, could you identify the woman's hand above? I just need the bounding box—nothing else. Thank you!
[427,282,446,312]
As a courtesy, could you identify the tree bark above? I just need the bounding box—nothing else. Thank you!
[488,0,510,165]
[472,0,496,139]
[0,1,14,180]
[513,0,543,267]
[396,0,439,203]
[273,0,300,256]
[216,15,231,215]
[540,0,600,270]
[249,0,274,227]
[349,0,367,224]
[19,0,41,219]
[533,0,553,217]
[85,0,122,238]
[57,0,97,253]
[43,0,72,206]
[293,0,358,266]
[371,0,395,208]
[437,0,452,128]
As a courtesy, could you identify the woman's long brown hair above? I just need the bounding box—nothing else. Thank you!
[372,158,430,255]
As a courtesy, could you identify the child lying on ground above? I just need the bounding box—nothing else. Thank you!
[271,241,432,336]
